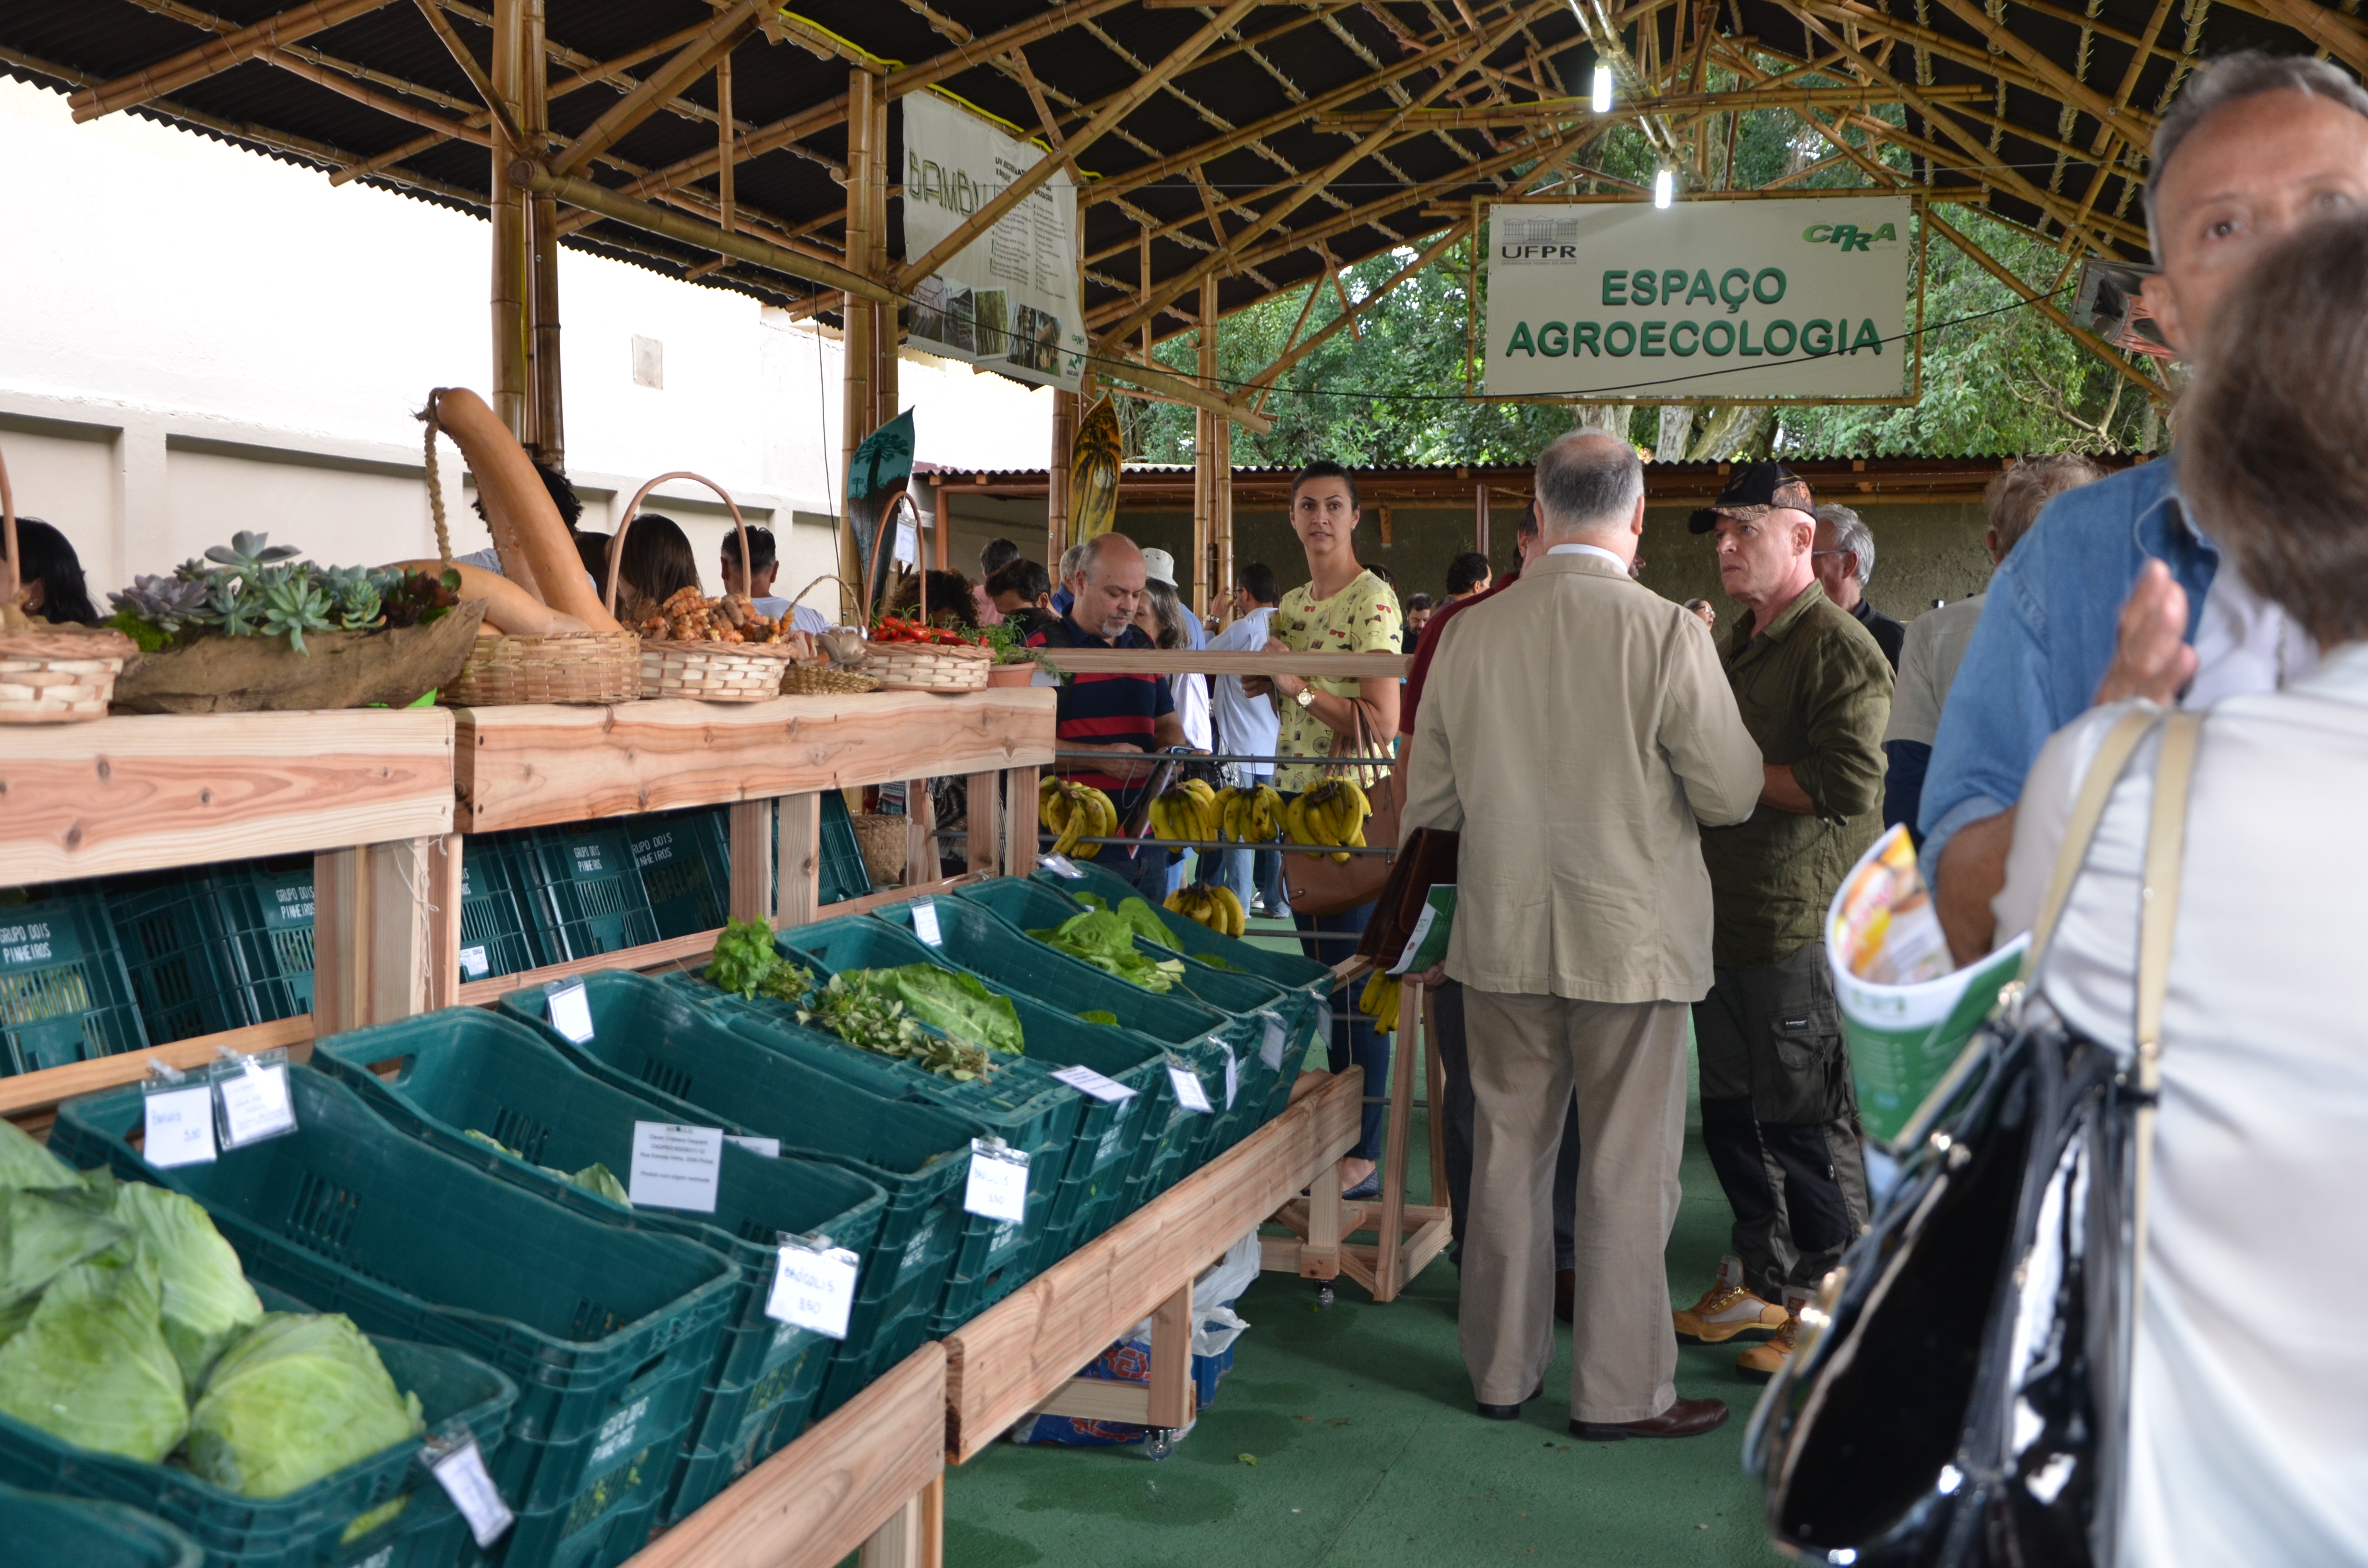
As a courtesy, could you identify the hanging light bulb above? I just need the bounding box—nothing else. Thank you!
[1591,63,1613,113]
[1653,169,1675,208]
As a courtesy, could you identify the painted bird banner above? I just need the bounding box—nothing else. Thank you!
[1482,194,1916,402]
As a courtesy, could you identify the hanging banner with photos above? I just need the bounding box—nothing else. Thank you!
[901,92,1086,392]
[1481,193,1919,403]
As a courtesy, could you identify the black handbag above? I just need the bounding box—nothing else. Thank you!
[1747,709,2200,1568]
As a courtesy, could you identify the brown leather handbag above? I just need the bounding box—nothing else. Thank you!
[1282,704,1403,918]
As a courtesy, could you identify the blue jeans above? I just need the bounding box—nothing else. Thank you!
[1294,900,1388,1162]
[1221,845,1284,916]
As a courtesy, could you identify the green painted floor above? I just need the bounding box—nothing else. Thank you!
[942,1010,1790,1568]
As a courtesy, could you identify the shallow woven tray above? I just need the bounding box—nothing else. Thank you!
[867,640,992,693]
[782,662,880,696]
[444,630,642,707]
[0,628,136,723]
[640,640,802,702]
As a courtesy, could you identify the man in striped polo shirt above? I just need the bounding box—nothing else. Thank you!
[1027,532,1190,895]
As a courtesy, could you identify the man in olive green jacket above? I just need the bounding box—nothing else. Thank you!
[1680,463,1892,1384]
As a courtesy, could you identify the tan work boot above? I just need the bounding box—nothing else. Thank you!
[1736,1290,1813,1382]
[1673,1256,1788,1345]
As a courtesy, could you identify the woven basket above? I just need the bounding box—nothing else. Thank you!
[445,630,642,707]
[851,812,908,888]
[611,471,805,703]
[782,662,880,696]
[0,445,134,723]
[867,640,992,693]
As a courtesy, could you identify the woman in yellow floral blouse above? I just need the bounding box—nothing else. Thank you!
[1245,460,1402,1196]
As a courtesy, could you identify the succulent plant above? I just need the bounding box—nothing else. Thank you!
[203,532,303,572]
[207,574,261,638]
[320,566,384,631]
[258,575,334,655]
[108,574,212,633]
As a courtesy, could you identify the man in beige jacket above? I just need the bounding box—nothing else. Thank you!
[1403,431,1763,1441]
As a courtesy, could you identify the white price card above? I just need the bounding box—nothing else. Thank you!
[963,1139,1030,1222]
[1221,1041,1240,1110]
[1049,1064,1136,1103]
[765,1242,861,1338]
[1167,1060,1214,1115]
[726,1136,780,1159]
[144,1085,217,1169]
[546,981,594,1043]
[1040,853,1085,880]
[458,945,490,980]
[628,1122,724,1213]
[911,899,943,947]
[1260,1013,1287,1073]
[216,1058,297,1149]
[426,1438,514,1548]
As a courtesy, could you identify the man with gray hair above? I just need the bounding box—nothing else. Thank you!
[1048,540,1089,617]
[1404,431,1761,1441]
[1811,503,1904,671]
[1922,50,2368,961]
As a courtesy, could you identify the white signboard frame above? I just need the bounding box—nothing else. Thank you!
[1481,193,1925,405]
[901,91,1086,393]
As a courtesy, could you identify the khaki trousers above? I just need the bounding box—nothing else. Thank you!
[1459,989,1689,1423]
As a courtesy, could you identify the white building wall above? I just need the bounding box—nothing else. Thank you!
[0,75,1051,617]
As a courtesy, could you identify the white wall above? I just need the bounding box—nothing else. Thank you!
[0,75,1052,617]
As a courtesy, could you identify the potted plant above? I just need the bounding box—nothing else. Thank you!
[978,619,1049,687]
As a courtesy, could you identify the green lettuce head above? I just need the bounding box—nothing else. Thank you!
[0,1249,188,1463]
[110,1184,263,1393]
[187,1313,425,1497]
[0,1119,79,1192]
[0,1188,128,1313]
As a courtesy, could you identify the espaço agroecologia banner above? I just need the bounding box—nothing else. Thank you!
[1482,194,1916,401]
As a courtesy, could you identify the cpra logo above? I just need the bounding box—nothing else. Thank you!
[1802,220,1899,252]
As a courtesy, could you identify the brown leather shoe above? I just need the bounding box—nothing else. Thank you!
[1554,1268,1575,1323]
[1569,1397,1730,1442]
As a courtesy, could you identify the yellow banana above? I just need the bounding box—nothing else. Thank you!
[1086,787,1115,858]
[1209,884,1246,938]
[1049,784,1086,858]
[1252,785,1283,841]
[1181,779,1216,808]
[1284,792,1319,858]
[1359,970,1402,1033]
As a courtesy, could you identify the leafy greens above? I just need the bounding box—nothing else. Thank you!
[186,1312,424,1497]
[1029,907,1186,994]
[109,1184,263,1394]
[0,1250,188,1464]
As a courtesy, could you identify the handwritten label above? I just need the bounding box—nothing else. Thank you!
[766,1243,861,1339]
[426,1439,513,1548]
[546,981,594,1044]
[1049,1064,1136,1102]
[144,1086,217,1169]
[963,1139,1030,1222]
[628,1122,724,1213]
[216,1059,296,1149]
[912,899,943,947]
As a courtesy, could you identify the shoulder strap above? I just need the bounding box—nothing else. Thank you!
[2023,708,2164,977]
[2134,710,2203,1088]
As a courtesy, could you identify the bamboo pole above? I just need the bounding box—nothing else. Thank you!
[549,0,762,178]
[524,0,563,467]
[1193,277,1219,622]
[489,0,531,446]
[1048,392,1075,566]
[840,66,881,617]
[71,0,399,121]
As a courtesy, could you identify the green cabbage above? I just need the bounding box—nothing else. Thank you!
[186,1313,424,1497]
[875,965,1025,1055]
[110,1184,263,1394]
[0,1189,127,1311]
[569,1163,629,1205]
[0,1250,188,1463]
[0,1119,78,1192]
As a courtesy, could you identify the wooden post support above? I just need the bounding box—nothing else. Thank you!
[1210,400,1233,625]
[1301,1152,1342,1279]
[424,832,464,1011]
[839,65,883,614]
[490,0,532,444]
[857,1490,926,1568]
[728,800,773,922]
[1145,1277,1194,1430]
[1046,390,1075,569]
[1192,276,1219,621]
[964,770,1002,877]
[523,0,563,466]
[1004,764,1040,877]
[312,838,432,1034]
[903,780,935,887]
[777,790,822,929]
[1474,483,1491,557]
[1373,978,1421,1300]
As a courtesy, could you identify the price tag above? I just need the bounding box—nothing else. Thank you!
[546,981,594,1044]
[1049,1064,1136,1103]
[216,1057,296,1149]
[1260,1012,1287,1073]
[765,1240,861,1339]
[1317,999,1335,1046]
[458,945,490,980]
[425,1437,514,1548]
[1221,1041,1240,1110]
[627,1122,724,1213]
[963,1139,1030,1222]
[726,1136,780,1159]
[144,1084,217,1169]
[1166,1058,1214,1115]
[1040,854,1085,880]
[911,899,943,947]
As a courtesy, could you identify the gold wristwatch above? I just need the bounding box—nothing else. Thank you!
[1294,687,1317,709]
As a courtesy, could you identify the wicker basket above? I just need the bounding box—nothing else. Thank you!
[851,812,908,888]
[444,630,642,707]
[782,662,880,695]
[610,471,805,703]
[0,446,134,723]
[867,640,992,693]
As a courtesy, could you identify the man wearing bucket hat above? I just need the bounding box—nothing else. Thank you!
[1681,462,1892,1381]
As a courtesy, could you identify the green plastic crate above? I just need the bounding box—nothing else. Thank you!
[47,1067,739,1568]
[493,971,977,1427]
[0,1482,204,1568]
[0,886,147,1074]
[307,1007,885,1525]
[106,871,267,1045]
[456,838,536,984]
[817,790,871,905]
[510,823,659,967]
[208,860,317,1023]
[0,1286,515,1568]
[629,808,732,943]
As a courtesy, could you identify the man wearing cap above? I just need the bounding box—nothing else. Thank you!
[1679,462,1891,1382]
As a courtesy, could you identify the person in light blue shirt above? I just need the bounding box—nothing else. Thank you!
[1208,561,1285,915]
[1920,51,2368,962]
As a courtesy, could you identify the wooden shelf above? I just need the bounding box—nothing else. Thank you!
[453,689,1058,833]
[1,709,455,883]
[940,1067,1362,1462]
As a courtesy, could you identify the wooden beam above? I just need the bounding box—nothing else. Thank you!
[311,837,432,1032]
[1244,220,1471,392]
[1093,350,1277,435]
[895,0,1259,291]
[548,0,761,178]
[71,0,398,121]
[520,163,900,305]
[407,0,522,147]
[2245,0,2368,75]
[1312,81,1989,126]
[0,1016,314,1129]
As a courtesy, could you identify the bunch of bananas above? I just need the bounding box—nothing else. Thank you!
[1165,882,1247,937]
[1215,783,1285,844]
[1040,776,1116,859]
[1284,778,1370,864]
[1358,969,1402,1033]
[1147,778,1219,843]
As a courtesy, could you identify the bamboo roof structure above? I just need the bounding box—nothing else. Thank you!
[4,0,2361,415]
